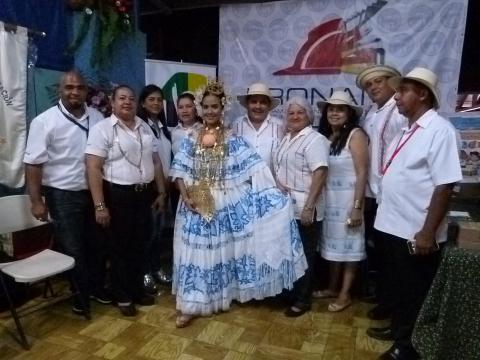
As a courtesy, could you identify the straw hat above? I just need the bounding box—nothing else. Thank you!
[388,67,440,108]
[317,91,364,117]
[355,64,401,90]
[237,83,280,109]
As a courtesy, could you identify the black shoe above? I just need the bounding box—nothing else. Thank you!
[72,297,90,315]
[366,326,394,341]
[135,295,155,306]
[90,289,113,305]
[72,305,88,315]
[118,303,137,317]
[284,305,310,317]
[367,304,392,320]
[143,274,158,295]
[379,344,419,360]
[154,269,172,284]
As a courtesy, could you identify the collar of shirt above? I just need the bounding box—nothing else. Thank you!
[375,95,396,114]
[110,114,144,131]
[287,125,312,142]
[401,108,436,132]
[243,113,273,132]
[59,99,88,121]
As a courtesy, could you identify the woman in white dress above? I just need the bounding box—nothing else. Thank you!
[317,91,369,312]
[170,80,307,327]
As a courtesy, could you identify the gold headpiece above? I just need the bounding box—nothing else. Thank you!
[194,77,232,113]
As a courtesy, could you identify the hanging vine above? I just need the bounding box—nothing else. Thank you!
[66,0,133,67]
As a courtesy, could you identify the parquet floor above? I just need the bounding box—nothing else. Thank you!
[0,285,391,360]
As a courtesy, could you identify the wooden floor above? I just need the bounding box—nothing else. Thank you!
[0,285,391,360]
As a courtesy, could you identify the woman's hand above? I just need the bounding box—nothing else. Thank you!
[300,207,314,226]
[152,193,167,214]
[275,180,290,195]
[346,208,362,227]
[95,207,111,228]
[183,196,198,213]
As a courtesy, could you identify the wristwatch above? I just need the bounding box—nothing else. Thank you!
[94,202,106,211]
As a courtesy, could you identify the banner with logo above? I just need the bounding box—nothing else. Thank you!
[219,0,468,122]
[145,59,217,126]
[0,22,28,188]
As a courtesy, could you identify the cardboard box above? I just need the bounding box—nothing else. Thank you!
[456,221,480,250]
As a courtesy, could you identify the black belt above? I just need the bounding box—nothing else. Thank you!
[104,181,153,192]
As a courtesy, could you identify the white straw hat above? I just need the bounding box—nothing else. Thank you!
[237,82,280,110]
[356,64,401,90]
[317,91,364,117]
[388,67,440,108]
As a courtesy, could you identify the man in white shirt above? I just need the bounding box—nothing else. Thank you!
[23,71,107,316]
[356,65,407,325]
[232,82,283,168]
[374,67,462,360]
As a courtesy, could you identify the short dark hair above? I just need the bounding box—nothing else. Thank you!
[112,84,135,100]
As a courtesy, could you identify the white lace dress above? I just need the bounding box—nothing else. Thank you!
[321,128,366,262]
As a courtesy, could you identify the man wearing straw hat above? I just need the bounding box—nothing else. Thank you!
[356,65,407,335]
[374,67,462,360]
[232,82,283,168]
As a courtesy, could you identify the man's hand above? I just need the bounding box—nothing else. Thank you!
[413,229,436,256]
[31,200,49,222]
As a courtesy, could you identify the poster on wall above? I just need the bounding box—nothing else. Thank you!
[450,114,480,183]
[219,0,468,123]
[145,59,217,126]
[0,22,28,188]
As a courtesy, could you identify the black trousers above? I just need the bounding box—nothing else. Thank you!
[291,220,320,309]
[104,182,154,303]
[364,198,395,309]
[378,230,442,349]
[44,187,107,307]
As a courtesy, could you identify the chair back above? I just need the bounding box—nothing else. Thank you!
[0,195,53,260]
[0,195,45,234]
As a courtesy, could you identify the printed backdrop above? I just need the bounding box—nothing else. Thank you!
[0,22,28,188]
[219,0,468,123]
[145,59,217,126]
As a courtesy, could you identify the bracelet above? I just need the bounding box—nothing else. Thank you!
[353,200,362,209]
[94,202,106,211]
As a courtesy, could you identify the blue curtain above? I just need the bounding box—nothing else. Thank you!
[0,0,73,71]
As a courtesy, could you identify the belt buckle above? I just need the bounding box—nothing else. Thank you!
[134,183,146,192]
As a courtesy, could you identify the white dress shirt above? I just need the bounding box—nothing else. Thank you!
[147,118,172,178]
[231,114,284,167]
[24,101,104,191]
[171,122,202,156]
[85,115,157,185]
[273,126,330,220]
[361,96,407,198]
[374,109,462,243]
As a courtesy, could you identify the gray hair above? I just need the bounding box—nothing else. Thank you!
[284,97,314,123]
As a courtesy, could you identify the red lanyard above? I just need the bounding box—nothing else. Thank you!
[381,124,420,175]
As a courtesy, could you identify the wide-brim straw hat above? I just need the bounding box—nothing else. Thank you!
[356,64,401,90]
[388,67,440,108]
[317,90,364,117]
[237,82,280,110]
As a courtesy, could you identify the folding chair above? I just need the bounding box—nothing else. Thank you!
[0,195,90,350]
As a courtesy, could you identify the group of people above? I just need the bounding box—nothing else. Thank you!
[22,63,462,360]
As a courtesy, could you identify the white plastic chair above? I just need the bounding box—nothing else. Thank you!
[0,195,89,350]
